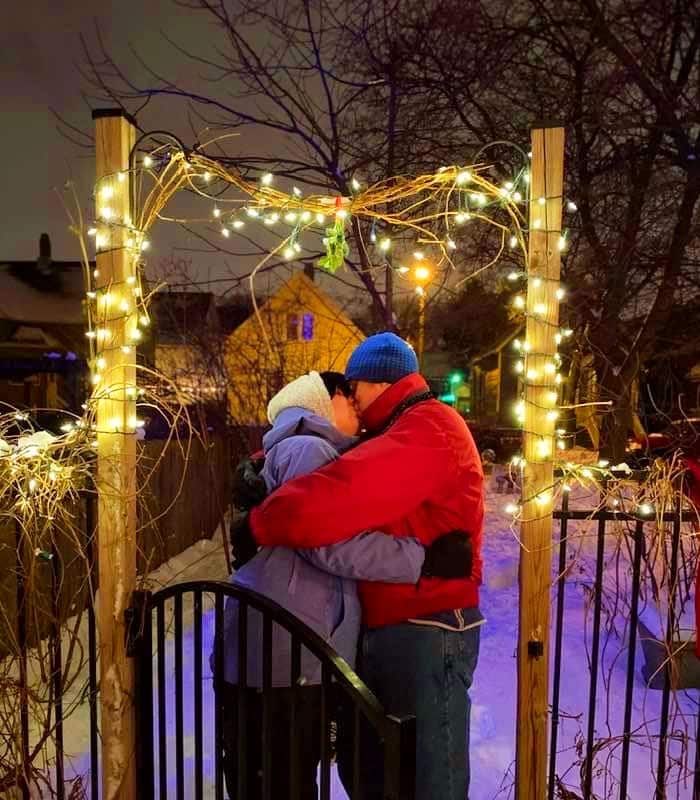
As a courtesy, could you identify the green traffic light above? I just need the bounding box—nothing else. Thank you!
[449,372,464,386]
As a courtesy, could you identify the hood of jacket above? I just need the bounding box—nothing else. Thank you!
[262,406,356,455]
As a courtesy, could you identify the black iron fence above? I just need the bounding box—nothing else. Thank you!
[130,580,415,800]
[4,489,700,799]
[548,493,700,800]
[1,495,99,800]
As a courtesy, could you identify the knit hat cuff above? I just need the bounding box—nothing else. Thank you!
[267,371,335,424]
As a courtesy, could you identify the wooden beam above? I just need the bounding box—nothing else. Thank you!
[93,109,138,800]
[516,125,565,800]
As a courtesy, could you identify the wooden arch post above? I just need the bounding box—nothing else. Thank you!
[516,125,565,800]
[93,108,138,800]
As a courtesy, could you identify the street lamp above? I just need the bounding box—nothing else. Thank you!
[412,253,432,369]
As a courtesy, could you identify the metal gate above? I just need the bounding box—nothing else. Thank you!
[130,580,415,800]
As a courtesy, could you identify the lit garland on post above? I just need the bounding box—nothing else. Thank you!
[92,109,141,800]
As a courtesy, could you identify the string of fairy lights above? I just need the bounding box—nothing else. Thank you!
[1,131,680,530]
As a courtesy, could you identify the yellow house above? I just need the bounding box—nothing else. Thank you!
[226,272,365,424]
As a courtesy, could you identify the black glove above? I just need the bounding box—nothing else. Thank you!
[421,530,473,579]
[232,456,267,511]
[230,512,259,570]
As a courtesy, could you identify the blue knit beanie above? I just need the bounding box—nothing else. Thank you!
[345,332,419,384]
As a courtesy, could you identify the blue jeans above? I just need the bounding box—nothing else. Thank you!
[339,621,480,800]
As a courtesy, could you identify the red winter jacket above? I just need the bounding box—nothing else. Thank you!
[250,374,484,627]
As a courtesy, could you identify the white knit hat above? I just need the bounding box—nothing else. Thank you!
[267,371,335,424]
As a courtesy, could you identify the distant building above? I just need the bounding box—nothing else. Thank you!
[469,324,524,427]
[0,234,88,412]
[150,290,222,402]
[225,271,365,424]
[421,350,471,415]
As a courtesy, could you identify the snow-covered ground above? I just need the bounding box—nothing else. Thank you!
[5,480,699,799]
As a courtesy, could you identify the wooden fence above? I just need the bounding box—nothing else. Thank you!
[137,435,231,572]
[0,434,232,655]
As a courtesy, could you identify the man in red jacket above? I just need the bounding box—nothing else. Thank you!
[245,332,484,800]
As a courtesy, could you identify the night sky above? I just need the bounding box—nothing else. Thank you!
[1,1,285,292]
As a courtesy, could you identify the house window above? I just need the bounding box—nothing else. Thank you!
[287,314,300,341]
[302,313,314,341]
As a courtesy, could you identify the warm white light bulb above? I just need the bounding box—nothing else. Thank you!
[261,172,273,185]
[143,155,153,168]
[537,439,552,458]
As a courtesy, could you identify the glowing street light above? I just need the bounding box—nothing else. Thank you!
[412,258,433,368]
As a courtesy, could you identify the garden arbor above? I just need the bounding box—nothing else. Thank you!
[91,109,564,799]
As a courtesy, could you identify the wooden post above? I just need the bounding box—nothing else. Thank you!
[93,108,138,800]
[516,125,565,800]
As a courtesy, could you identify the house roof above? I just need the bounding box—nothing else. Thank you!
[0,260,87,326]
[217,296,261,335]
[151,291,217,344]
[227,271,364,342]
[470,323,524,364]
